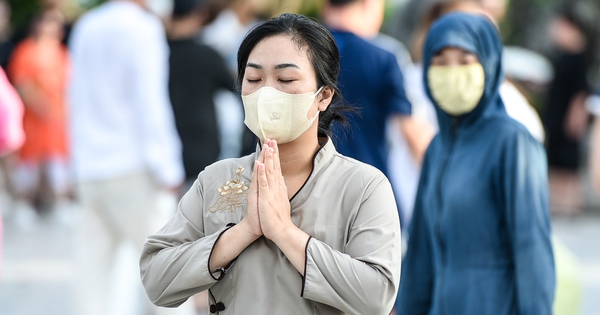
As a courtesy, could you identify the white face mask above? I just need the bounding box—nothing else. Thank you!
[242,86,323,143]
[428,63,485,116]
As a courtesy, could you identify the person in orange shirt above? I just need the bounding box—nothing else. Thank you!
[7,9,71,227]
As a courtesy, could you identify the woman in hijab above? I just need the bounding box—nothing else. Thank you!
[395,12,555,315]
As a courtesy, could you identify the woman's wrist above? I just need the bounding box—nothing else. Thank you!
[271,224,309,250]
[209,222,260,272]
[237,218,262,243]
[270,224,311,275]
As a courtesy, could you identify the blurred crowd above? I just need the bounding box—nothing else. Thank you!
[1,0,600,314]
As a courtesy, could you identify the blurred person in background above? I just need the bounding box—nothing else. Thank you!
[201,0,263,73]
[6,9,71,228]
[411,0,545,143]
[200,0,265,159]
[167,0,236,191]
[396,12,554,315]
[338,0,437,239]
[167,1,236,312]
[41,0,76,46]
[391,0,546,236]
[0,67,24,157]
[0,65,25,279]
[68,0,189,314]
[587,91,600,194]
[322,0,433,231]
[543,1,596,216]
[0,0,22,280]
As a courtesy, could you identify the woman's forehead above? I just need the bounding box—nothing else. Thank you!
[247,35,313,70]
[435,46,477,56]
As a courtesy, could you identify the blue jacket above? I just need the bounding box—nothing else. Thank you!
[396,13,555,315]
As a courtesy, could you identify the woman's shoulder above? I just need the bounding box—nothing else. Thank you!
[329,152,389,184]
[478,115,545,162]
[481,114,538,143]
[199,154,256,182]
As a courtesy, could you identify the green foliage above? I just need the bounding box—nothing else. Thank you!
[7,0,40,35]
[77,0,105,10]
[6,0,106,37]
[297,0,323,18]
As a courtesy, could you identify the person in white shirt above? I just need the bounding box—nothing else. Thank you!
[200,0,263,160]
[68,0,188,314]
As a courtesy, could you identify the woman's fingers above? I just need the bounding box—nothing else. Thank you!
[271,140,281,174]
[257,161,270,196]
[250,160,258,192]
[251,139,267,193]
[257,140,266,163]
[263,139,281,187]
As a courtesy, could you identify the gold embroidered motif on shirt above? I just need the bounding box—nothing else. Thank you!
[209,166,249,213]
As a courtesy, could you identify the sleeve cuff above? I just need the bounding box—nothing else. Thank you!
[300,236,313,297]
[208,223,237,281]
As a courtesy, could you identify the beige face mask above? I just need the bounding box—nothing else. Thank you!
[242,86,323,143]
[428,63,485,116]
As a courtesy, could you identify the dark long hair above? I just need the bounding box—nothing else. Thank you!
[236,13,352,137]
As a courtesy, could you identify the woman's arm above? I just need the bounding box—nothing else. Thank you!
[140,178,224,307]
[589,115,600,192]
[301,176,401,315]
[142,147,266,307]
[255,140,401,314]
[209,159,263,271]
[502,132,555,315]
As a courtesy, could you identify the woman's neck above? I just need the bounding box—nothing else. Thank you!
[277,135,321,199]
[277,136,320,178]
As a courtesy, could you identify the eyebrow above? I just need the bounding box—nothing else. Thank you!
[246,62,301,70]
[247,63,262,69]
[274,63,300,70]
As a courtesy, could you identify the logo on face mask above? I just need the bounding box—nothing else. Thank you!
[242,86,323,143]
[270,112,280,121]
[427,63,485,116]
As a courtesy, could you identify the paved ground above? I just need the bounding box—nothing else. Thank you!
[552,212,600,315]
[1,202,599,314]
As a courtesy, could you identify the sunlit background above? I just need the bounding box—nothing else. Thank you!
[1,0,600,314]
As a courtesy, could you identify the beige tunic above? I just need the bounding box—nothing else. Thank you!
[140,138,401,315]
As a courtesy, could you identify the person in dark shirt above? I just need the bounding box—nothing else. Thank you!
[167,0,237,189]
[543,2,595,215]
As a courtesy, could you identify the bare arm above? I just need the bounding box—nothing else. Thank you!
[590,116,600,193]
[393,114,435,164]
[565,92,590,141]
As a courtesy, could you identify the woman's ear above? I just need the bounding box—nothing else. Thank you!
[317,86,335,111]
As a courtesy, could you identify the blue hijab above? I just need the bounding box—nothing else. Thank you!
[423,12,506,139]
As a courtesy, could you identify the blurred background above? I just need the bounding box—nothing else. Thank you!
[1,0,600,314]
